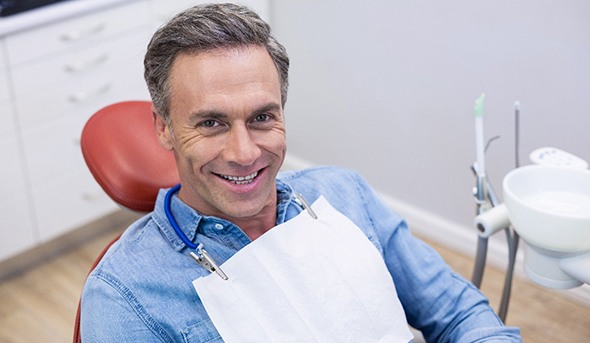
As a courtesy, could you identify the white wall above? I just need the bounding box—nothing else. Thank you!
[272,0,590,231]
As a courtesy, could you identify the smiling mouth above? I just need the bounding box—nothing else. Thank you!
[218,171,260,185]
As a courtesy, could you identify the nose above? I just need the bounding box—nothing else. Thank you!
[222,125,261,166]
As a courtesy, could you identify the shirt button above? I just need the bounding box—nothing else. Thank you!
[214,223,224,230]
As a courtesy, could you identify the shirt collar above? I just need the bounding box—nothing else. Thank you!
[153,188,202,251]
[275,178,295,224]
[153,180,296,251]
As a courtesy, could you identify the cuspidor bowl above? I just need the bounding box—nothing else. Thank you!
[503,165,590,253]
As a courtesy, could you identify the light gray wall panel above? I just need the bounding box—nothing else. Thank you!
[272,0,590,229]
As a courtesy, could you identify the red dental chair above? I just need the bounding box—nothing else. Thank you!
[73,100,179,343]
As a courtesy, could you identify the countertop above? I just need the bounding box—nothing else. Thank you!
[0,0,140,37]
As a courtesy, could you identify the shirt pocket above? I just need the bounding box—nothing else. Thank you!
[181,319,223,343]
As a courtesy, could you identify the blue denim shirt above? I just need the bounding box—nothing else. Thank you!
[81,166,521,342]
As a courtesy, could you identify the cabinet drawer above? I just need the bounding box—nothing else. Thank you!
[0,190,38,261]
[0,70,8,103]
[0,41,4,64]
[21,83,150,188]
[0,133,27,196]
[5,1,149,66]
[16,70,146,127]
[0,99,16,136]
[0,40,5,71]
[21,94,114,188]
[11,28,150,96]
[0,50,12,135]
[15,54,146,128]
[32,168,118,242]
[21,109,86,188]
[0,75,7,101]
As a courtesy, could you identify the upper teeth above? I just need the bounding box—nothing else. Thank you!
[221,171,258,183]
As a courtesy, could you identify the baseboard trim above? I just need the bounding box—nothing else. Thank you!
[282,154,590,308]
[379,192,590,308]
[0,209,139,281]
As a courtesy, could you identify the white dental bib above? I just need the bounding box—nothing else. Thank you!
[193,196,413,342]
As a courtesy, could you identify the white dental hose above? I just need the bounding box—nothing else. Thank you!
[470,96,520,322]
[471,94,489,289]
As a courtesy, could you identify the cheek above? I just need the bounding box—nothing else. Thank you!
[177,136,222,169]
[255,131,287,154]
[273,129,288,150]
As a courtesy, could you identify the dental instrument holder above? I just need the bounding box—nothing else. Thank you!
[474,165,590,289]
[474,172,491,212]
[470,95,520,322]
[471,163,519,322]
[471,166,492,288]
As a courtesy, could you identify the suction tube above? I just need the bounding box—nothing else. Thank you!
[470,96,521,322]
[471,93,489,288]
[474,93,486,177]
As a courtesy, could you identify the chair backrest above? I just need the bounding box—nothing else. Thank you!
[80,100,179,211]
[74,101,179,343]
[72,235,120,343]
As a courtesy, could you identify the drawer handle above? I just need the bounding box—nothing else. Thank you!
[64,54,109,73]
[60,23,106,43]
[67,83,112,103]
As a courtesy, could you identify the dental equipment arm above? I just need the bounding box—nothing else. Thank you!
[471,94,489,289]
[470,96,520,322]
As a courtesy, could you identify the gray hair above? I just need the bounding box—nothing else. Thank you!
[144,3,290,121]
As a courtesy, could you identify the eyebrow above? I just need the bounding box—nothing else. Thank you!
[252,102,282,116]
[188,102,282,122]
[188,110,227,123]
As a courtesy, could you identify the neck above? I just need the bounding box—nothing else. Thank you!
[233,205,277,241]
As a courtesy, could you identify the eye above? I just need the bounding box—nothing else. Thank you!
[201,119,219,127]
[249,113,276,130]
[253,114,271,123]
[195,118,227,135]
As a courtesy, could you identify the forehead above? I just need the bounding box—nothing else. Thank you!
[169,46,280,96]
[168,46,282,117]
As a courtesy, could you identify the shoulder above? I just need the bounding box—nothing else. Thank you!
[81,214,210,342]
[278,166,396,234]
[278,166,377,210]
[279,165,362,180]
[278,165,370,196]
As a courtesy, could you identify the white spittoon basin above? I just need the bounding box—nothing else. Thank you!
[504,165,590,253]
[503,165,590,289]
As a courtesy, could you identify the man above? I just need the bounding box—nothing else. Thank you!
[81,3,521,342]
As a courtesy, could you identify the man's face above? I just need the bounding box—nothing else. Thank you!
[156,45,286,222]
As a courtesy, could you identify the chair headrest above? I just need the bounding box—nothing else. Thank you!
[81,101,179,212]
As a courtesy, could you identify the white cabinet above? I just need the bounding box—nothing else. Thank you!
[0,0,153,251]
[0,0,270,262]
[10,27,149,127]
[0,187,37,261]
[33,168,117,241]
[5,1,149,67]
[0,127,37,261]
[0,47,15,136]
[0,132,27,206]
[0,44,38,261]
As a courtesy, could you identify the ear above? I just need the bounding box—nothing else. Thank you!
[153,110,174,151]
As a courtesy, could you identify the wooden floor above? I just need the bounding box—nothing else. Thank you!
[421,237,590,342]
[1,212,589,342]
